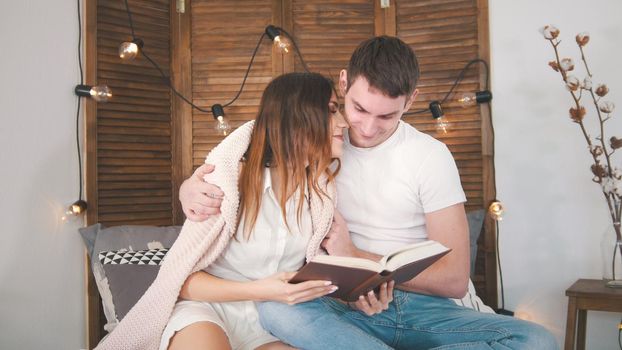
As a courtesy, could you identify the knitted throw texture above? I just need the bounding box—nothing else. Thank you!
[95,121,336,349]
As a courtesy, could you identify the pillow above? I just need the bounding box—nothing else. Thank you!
[79,224,181,331]
[99,248,168,320]
[466,209,485,277]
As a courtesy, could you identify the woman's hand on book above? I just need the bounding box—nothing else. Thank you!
[349,281,395,316]
[251,272,338,305]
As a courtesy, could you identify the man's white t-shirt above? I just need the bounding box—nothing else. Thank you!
[337,120,466,256]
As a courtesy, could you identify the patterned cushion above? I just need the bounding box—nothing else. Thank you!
[99,248,169,266]
[79,224,181,331]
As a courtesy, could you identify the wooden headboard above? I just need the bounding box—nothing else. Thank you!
[84,0,495,347]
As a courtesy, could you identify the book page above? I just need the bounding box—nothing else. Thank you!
[381,241,450,271]
[311,255,383,273]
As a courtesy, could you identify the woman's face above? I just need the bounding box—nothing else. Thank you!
[329,93,348,158]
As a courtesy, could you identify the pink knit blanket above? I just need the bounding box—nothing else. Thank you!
[95,121,336,349]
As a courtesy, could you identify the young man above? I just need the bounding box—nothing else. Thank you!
[179,36,558,349]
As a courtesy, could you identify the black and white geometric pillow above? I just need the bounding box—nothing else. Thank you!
[98,248,168,266]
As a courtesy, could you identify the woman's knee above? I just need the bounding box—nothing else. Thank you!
[168,321,231,350]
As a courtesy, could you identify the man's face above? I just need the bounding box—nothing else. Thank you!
[340,71,417,148]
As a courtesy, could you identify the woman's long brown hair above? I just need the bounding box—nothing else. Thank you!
[238,72,339,239]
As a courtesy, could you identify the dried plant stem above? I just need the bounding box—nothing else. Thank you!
[587,88,614,175]
[549,39,594,150]
[579,46,593,78]
[548,38,622,243]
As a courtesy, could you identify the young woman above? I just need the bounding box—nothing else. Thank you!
[94,72,348,350]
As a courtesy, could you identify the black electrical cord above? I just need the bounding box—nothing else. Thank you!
[76,0,84,201]
[405,58,491,116]
[277,26,310,73]
[122,0,271,113]
[123,0,136,39]
[495,219,510,314]
[618,317,621,350]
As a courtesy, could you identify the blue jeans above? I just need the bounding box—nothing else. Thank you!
[258,290,558,350]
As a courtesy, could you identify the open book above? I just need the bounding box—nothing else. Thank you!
[290,240,451,302]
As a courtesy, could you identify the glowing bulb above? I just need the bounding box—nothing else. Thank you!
[89,85,112,102]
[458,92,477,107]
[61,200,87,222]
[75,84,112,102]
[429,100,451,134]
[458,90,493,108]
[273,35,291,54]
[265,25,291,54]
[211,104,231,136]
[215,116,230,136]
[488,201,505,221]
[435,117,452,134]
[118,38,143,61]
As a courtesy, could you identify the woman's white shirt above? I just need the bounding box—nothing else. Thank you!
[205,167,312,281]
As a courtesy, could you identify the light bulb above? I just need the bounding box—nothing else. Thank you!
[75,84,112,102]
[458,90,493,108]
[265,25,291,54]
[118,38,143,61]
[61,200,87,222]
[435,117,452,134]
[215,116,230,136]
[89,85,112,102]
[429,101,451,134]
[211,104,231,136]
[273,35,291,54]
[488,200,505,221]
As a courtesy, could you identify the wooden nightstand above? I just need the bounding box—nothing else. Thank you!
[564,278,622,350]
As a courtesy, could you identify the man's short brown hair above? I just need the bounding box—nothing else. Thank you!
[346,36,420,98]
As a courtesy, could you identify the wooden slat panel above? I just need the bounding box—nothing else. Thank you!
[96,0,173,227]
[190,0,275,166]
[290,0,375,78]
[398,0,482,206]
[398,0,495,304]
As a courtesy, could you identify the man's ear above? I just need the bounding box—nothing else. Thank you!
[403,88,419,112]
[339,69,348,96]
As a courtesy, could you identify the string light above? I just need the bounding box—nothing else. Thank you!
[429,101,451,134]
[211,104,230,136]
[458,90,493,108]
[65,0,89,221]
[265,25,292,54]
[117,0,311,134]
[118,38,144,61]
[488,200,505,221]
[61,200,88,222]
[74,84,112,102]
[405,59,492,131]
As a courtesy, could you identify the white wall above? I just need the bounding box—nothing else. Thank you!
[490,1,622,349]
[0,0,86,349]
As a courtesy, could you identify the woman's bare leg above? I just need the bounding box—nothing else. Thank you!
[256,341,298,350]
[168,321,231,350]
